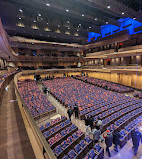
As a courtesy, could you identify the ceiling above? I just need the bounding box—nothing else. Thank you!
[0,0,142,44]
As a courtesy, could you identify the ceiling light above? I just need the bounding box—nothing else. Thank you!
[34,20,36,22]
[66,9,69,12]
[19,17,22,20]
[47,23,48,25]
[107,6,110,9]
[58,25,60,27]
[95,18,97,21]
[46,3,50,6]
[77,29,79,31]
[67,21,70,23]
[122,12,124,15]
[79,24,81,26]
[19,9,23,12]
[68,27,70,29]
[89,26,91,28]
[82,14,84,17]
[133,17,136,20]
[106,21,108,24]
[38,14,41,16]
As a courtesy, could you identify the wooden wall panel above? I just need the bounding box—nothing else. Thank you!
[86,71,142,90]
[131,74,142,89]
[87,72,111,81]
[119,74,132,86]
[110,73,118,83]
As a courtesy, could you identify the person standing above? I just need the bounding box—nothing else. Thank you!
[85,116,90,126]
[67,107,73,121]
[96,117,103,131]
[103,130,113,157]
[91,125,101,144]
[73,103,79,118]
[112,127,121,152]
[96,117,103,142]
[131,127,142,156]
[88,115,93,130]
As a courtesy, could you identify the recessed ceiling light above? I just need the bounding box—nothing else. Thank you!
[133,17,136,20]
[34,20,36,22]
[19,9,23,12]
[79,24,81,26]
[19,17,22,20]
[82,14,84,17]
[89,26,91,28]
[122,12,124,15]
[106,21,108,24]
[47,23,48,25]
[58,25,60,27]
[66,9,69,12]
[107,6,110,9]
[38,14,41,16]
[46,3,50,6]
[68,27,70,29]
[67,21,70,23]
[95,18,97,21]
[77,29,79,31]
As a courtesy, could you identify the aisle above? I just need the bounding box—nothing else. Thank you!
[0,80,35,159]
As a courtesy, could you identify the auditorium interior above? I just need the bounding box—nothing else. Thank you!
[1,0,142,159]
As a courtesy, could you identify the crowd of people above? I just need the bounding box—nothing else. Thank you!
[67,104,142,157]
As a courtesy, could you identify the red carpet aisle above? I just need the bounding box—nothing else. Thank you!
[0,80,35,159]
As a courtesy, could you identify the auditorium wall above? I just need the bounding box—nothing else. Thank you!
[18,69,82,80]
[85,71,142,90]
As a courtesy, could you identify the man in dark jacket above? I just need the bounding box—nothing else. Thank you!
[67,107,73,121]
[73,103,79,118]
[131,127,142,155]
[112,127,121,152]
[88,116,93,130]
[103,130,113,157]
[85,116,90,126]
[85,116,93,130]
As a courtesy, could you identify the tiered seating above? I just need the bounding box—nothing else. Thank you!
[47,124,79,149]
[83,98,138,120]
[107,115,142,148]
[75,76,134,93]
[39,116,103,159]
[17,79,56,119]
[102,102,142,131]
[43,78,134,119]
[43,119,72,140]
[39,116,66,132]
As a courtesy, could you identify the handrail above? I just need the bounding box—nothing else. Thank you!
[14,72,56,159]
